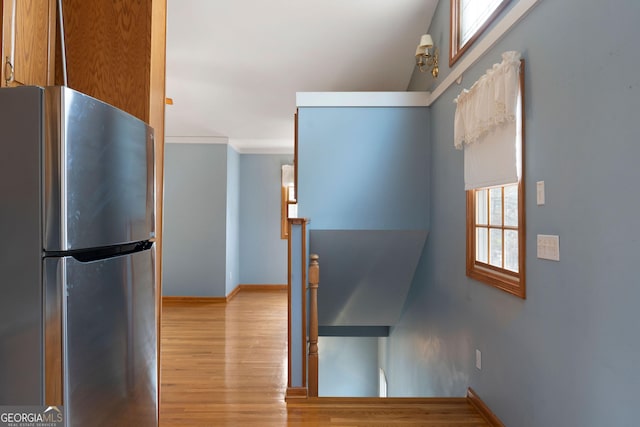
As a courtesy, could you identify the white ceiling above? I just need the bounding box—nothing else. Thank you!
[165,0,438,153]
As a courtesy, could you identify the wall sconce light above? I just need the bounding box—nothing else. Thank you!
[415,34,439,78]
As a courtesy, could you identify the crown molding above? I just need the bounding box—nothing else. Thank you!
[229,139,294,154]
[296,91,430,107]
[165,136,228,144]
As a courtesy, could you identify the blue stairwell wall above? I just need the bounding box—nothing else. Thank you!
[297,107,430,329]
[382,0,640,426]
[298,107,429,230]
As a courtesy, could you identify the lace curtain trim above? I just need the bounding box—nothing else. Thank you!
[454,51,521,150]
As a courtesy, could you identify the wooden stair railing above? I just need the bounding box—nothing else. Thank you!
[307,254,320,397]
[286,218,309,400]
[285,217,320,401]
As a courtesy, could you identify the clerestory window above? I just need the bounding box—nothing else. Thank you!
[450,0,512,66]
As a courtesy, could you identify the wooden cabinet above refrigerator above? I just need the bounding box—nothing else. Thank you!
[1,0,56,87]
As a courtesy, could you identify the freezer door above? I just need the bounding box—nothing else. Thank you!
[43,86,155,252]
[44,247,157,426]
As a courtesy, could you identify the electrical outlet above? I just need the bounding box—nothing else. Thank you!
[229,271,233,280]
[475,349,482,370]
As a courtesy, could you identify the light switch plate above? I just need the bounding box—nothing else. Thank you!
[536,181,545,205]
[475,349,482,370]
[537,234,560,261]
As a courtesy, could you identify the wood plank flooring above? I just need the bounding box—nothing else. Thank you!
[159,290,491,426]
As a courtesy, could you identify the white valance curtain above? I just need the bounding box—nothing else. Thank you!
[454,51,522,190]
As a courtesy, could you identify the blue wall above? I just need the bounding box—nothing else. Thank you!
[238,154,292,284]
[297,107,431,331]
[384,0,640,426]
[225,146,240,295]
[297,107,429,230]
[164,147,289,295]
[319,337,380,397]
[162,143,228,296]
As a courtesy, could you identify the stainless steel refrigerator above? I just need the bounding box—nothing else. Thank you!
[0,86,158,426]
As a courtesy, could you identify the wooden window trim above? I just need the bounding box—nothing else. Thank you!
[294,109,298,204]
[466,180,525,298]
[466,60,525,298]
[450,0,512,67]
[281,185,289,239]
[281,183,297,239]
[281,111,299,240]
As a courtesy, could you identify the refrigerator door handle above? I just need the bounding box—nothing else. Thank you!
[44,258,64,406]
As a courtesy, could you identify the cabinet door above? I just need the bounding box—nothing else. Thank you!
[1,1,7,86]
[2,0,55,87]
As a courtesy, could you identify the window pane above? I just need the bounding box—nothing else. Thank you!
[476,227,488,264]
[489,187,502,226]
[504,184,518,227]
[489,228,502,267]
[504,229,518,272]
[476,189,487,225]
[460,0,506,46]
[288,203,298,219]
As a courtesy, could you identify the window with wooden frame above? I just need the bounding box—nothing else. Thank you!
[450,0,512,66]
[281,164,297,239]
[465,58,525,298]
[281,112,299,239]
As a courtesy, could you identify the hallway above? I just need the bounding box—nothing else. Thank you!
[159,289,492,426]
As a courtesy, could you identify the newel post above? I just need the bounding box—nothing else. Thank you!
[308,253,320,397]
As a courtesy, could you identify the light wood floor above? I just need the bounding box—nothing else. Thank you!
[159,290,491,426]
